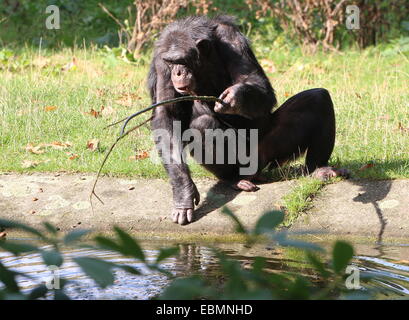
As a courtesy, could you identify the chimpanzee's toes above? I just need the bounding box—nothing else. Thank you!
[233,180,260,192]
[172,208,193,225]
[312,167,350,181]
[186,209,194,223]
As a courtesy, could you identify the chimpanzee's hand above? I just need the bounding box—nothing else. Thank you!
[214,84,244,114]
[172,184,200,225]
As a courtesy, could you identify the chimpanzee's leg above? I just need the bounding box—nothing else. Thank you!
[260,88,348,180]
[189,111,260,191]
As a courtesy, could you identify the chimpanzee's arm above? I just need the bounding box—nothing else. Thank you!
[149,59,200,223]
[214,18,277,119]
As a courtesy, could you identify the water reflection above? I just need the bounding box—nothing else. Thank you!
[1,241,409,299]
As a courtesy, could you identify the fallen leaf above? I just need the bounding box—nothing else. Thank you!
[377,115,390,121]
[24,141,72,154]
[128,186,135,190]
[66,152,79,160]
[0,231,7,239]
[86,139,100,151]
[115,93,141,107]
[44,105,58,112]
[129,150,149,160]
[83,108,101,118]
[21,160,42,168]
[359,163,375,171]
[49,141,72,150]
[284,92,291,97]
[32,197,39,201]
[25,143,45,154]
[29,210,36,215]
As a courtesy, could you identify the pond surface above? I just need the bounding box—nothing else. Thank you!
[1,240,409,299]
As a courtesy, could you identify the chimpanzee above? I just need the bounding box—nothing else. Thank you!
[148,15,347,225]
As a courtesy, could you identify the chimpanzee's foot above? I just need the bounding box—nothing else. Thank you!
[171,186,200,225]
[312,167,350,181]
[231,180,260,192]
[172,208,194,225]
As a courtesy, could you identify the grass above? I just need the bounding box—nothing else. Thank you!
[281,178,327,227]
[0,44,408,181]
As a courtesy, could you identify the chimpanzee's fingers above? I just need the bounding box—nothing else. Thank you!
[187,209,194,223]
[172,209,179,223]
[214,102,226,113]
[178,210,188,225]
[219,90,229,100]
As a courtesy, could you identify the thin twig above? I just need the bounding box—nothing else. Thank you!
[90,96,226,209]
[90,117,152,212]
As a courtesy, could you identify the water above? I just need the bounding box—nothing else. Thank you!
[1,240,409,299]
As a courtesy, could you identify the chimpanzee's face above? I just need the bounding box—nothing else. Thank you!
[162,47,197,95]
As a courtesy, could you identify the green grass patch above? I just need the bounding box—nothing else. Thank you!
[282,178,327,227]
[0,45,408,180]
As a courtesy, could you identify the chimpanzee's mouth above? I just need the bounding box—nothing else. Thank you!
[175,87,190,95]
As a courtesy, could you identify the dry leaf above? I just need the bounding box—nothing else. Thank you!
[25,143,45,154]
[284,92,291,97]
[83,108,101,118]
[66,152,79,160]
[24,141,72,154]
[115,93,141,107]
[49,141,72,149]
[129,150,149,160]
[32,197,39,201]
[29,210,36,215]
[21,160,42,168]
[44,106,58,112]
[359,163,375,171]
[0,231,6,239]
[378,115,390,121]
[86,139,100,151]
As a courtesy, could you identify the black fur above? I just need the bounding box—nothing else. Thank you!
[148,16,343,225]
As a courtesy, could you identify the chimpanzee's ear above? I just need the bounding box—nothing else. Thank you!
[196,39,211,57]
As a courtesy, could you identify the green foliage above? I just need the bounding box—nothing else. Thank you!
[0,0,407,50]
[282,178,326,227]
[332,241,354,274]
[72,257,115,288]
[0,209,381,300]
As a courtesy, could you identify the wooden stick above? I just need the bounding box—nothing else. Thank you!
[90,96,225,209]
